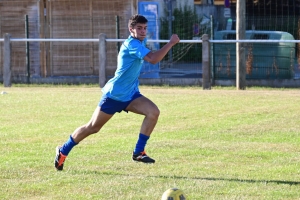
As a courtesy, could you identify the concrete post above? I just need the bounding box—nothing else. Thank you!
[202,34,211,90]
[99,33,106,88]
[3,33,12,87]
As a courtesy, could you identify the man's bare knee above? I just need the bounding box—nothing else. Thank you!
[154,108,160,118]
[85,124,101,135]
[147,107,160,120]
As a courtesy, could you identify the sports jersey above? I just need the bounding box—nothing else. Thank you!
[101,35,151,102]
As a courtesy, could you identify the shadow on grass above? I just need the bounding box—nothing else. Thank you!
[72,170,300,186]
[156,175,300,186]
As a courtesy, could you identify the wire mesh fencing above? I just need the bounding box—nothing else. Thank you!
[1,4,300,85]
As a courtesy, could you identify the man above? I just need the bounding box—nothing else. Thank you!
[55,14,180,170]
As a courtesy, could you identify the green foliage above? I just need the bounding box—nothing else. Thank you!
[160,5,201,39]
[160,5,203,62]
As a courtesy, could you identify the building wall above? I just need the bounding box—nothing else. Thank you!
[0,0,43,78]
[136,0,195,21]
[45,0,135,77]
[176,0,194,9]
[0,0,137,78]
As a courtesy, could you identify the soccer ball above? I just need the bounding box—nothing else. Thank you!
[161,188,186,200]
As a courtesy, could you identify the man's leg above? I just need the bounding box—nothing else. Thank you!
[71,107,113,143]
[126,96,160,136]
[55,106,113,170]
[126,96,160,163]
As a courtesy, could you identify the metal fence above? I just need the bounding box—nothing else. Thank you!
[1,15,300,87]
[3,34,300,88]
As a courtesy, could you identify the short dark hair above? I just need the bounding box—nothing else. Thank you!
[128,14,148,28]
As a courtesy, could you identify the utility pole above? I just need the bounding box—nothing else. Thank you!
[167,0,173,67]
[236,0,246,90]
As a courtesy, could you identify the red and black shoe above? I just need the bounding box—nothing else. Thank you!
[54,146,67,171]
[132,151,155,163]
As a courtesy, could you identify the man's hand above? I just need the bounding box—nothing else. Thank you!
[169,34,180,46]
[144,34,180,64]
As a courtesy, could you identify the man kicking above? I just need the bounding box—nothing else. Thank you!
[55,14,180,170]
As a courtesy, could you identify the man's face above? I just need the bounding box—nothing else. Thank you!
[130,23,147,41]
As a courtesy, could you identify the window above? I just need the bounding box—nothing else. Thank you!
[214,0,236,5]
[224,34,236,39]
[252,34,269,39]
[194,0,236,5]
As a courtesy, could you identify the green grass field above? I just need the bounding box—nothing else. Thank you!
[1,85,300,199]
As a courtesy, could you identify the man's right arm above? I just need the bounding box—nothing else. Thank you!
[144,34,180,64]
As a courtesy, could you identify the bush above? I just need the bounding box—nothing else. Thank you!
[160,5,203,62]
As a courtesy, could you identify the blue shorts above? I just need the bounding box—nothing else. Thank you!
[98,92,143,115]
